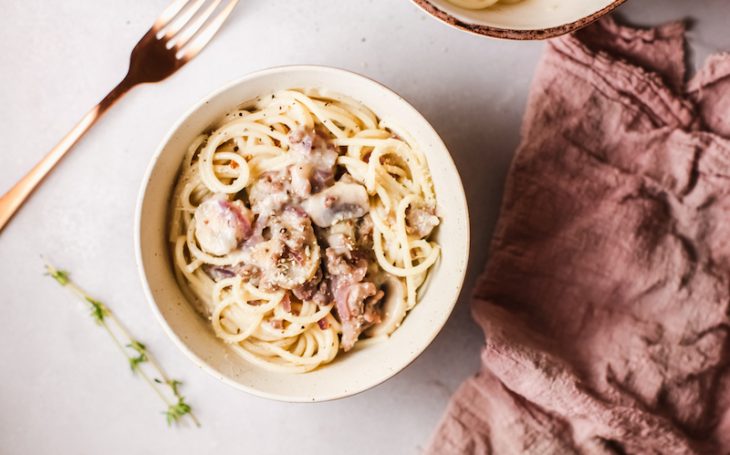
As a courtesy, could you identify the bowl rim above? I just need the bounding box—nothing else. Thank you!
[134,64,471,402]
[410,0,627,40]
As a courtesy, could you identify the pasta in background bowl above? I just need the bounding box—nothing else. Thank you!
[447,0,524,9]
[135,66,469,401]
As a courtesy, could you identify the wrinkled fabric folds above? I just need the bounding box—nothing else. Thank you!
[427,18,730,455]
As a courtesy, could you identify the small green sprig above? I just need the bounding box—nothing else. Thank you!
[168,379,182,396]
[155,378,194,426]
[85,297,109,325]
[127,341,148,373]
[166,397,193,426]
[44,259,200,428]
[49,268,70,286]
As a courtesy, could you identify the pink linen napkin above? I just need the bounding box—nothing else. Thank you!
[427,17,730,455]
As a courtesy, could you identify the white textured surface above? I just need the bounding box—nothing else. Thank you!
[0,1,727,454]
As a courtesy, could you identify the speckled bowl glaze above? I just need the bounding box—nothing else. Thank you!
[412,0,627,40]
[135,65,470,402]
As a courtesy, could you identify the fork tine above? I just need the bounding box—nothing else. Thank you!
[153,0,192,30]
[177,0,239,61]
[162,0,207,39]
[173,0,222,49]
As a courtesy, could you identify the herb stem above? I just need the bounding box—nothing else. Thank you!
[142,350,202,427]
[44,259,199,427]
[101,320,175,407]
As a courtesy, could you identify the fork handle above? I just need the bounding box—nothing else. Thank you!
[0,77,134,233]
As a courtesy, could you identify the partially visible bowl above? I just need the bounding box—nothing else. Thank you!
[412,0,627,40]
[135,65,470,402]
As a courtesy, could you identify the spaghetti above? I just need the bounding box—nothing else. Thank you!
[169,89,440,373]
[446,0,523,9]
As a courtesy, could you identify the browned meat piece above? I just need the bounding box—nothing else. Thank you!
[364,289,385,324]
[280,293,292,312]
[322,220,356,257]
[248,171,290,217]
[291,268,330,305]
[248,128,338,218]
[405,205,440,239]
[317,318,330,330]
[203,263,260,283]
[203,264,237,281]
[325,247,384,350]
[320,216,374,258]
[270,319,284,329]
[242,208,321,290]
[289,128,338,194]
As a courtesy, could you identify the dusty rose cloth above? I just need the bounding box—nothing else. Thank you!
[427,18,730,455]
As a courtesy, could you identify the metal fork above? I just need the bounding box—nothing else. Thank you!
[0,0,239,232]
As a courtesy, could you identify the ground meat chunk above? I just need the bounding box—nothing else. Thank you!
[405,205,440,238]
[320,216,374,256]
[212,127,389,349]
[243,208,321,290]
[247,128,339,218]
[203,264,237,281]
[325,247,384,350]
[289,128,338,194]
[203,263,260,283]
[292,267,330,305]
[322,220,356,256]
[248,171,290,217]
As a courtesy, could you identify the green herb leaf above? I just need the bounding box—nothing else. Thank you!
[128,340,147,354]
[126,341,148,373]
[165,397,192,426]
[48,269,70,286]
[85,296,109,325]
[168,380,182,397]
[128,354,145,372]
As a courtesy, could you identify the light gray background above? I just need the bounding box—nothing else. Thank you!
[1,1,727,454]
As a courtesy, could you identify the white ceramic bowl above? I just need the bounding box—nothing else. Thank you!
[412,0,627,40]
[135,66,470,402]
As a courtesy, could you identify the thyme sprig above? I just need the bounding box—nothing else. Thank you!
[45,260,200,427]
[166,397,193,425]
[127,340,148,372]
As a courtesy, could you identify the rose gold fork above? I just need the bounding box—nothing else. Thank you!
[0,0,239,232]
